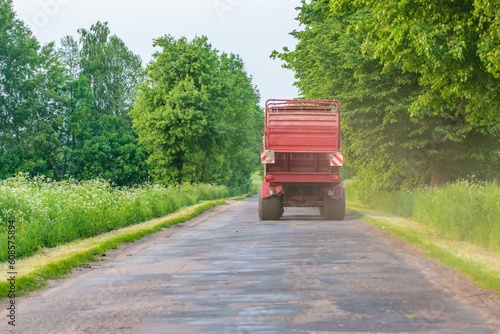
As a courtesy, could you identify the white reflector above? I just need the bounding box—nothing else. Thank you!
[329,152,343,166]
[261,150,275,164]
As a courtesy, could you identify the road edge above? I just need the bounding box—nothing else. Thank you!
[347,204,500,294]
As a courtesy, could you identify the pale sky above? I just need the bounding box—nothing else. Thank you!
[12,0,302,106]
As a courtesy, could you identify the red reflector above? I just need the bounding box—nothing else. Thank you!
[265,175,274,180]
[332,175,340,181]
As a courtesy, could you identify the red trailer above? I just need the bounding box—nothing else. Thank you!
[259,99,345,220]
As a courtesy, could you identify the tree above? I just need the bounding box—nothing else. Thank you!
[0,0,40,176]
[332,0,500,134]
[66,21,148,185]
[21,42,67,178]
[132,35,263,189]
[78,22,143,118]
[273,0,499,194]
[58,35,92,153]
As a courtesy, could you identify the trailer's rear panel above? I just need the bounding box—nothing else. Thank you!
[262,100,342,184]
[265,100,340,153]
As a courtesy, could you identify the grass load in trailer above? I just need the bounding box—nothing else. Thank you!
[259,99,345,220]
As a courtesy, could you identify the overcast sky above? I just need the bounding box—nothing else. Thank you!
[12,0,302,106]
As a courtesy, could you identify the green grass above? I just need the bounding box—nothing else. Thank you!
[250,167,263,194]
[412,182,500,251]
[0,175,232,260]
[0,199,227,298]
[346,180,500,252]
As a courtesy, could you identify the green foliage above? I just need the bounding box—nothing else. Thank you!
[0,174,231,260]
[412,181,500,250]
[132,35,263,190]
[1,5,263,189]
[60,21,148,185]
[0,5,148,185]
[249,168,263,195]
[332,0,500,134]
[0,0,40,159]
[347,180,500,252]
[274,0,500,192]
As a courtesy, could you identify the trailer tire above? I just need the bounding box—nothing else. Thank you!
[323,188,345,220]
[258,188,282,220]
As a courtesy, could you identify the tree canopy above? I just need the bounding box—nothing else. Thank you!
[332,0,500,134]
[274,0,499,195]
[132,35,263,190]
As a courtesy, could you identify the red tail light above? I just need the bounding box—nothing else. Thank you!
[265,175,274,181]
[332,175,340,182]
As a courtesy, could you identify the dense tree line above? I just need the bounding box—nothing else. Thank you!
[0,1,146,185]
[274,0,500,196]
[0,0,263,189]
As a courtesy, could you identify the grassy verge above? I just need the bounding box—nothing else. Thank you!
[346,180,500,252]
[0,175,232,260]
[0,199,227,298]
[346,202,500,293]
[250,168,263,194]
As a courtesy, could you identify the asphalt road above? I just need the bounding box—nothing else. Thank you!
[2,197,499,333]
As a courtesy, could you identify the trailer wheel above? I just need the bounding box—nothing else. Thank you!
[258,188,282,220]
[323,188,345,220]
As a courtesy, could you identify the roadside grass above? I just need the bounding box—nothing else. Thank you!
[224,169,261,201]
[411,182,500,252]
[346,180,500,253]
[250,168,263,194]
[0,199,227,298]
[0,175,232,260]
